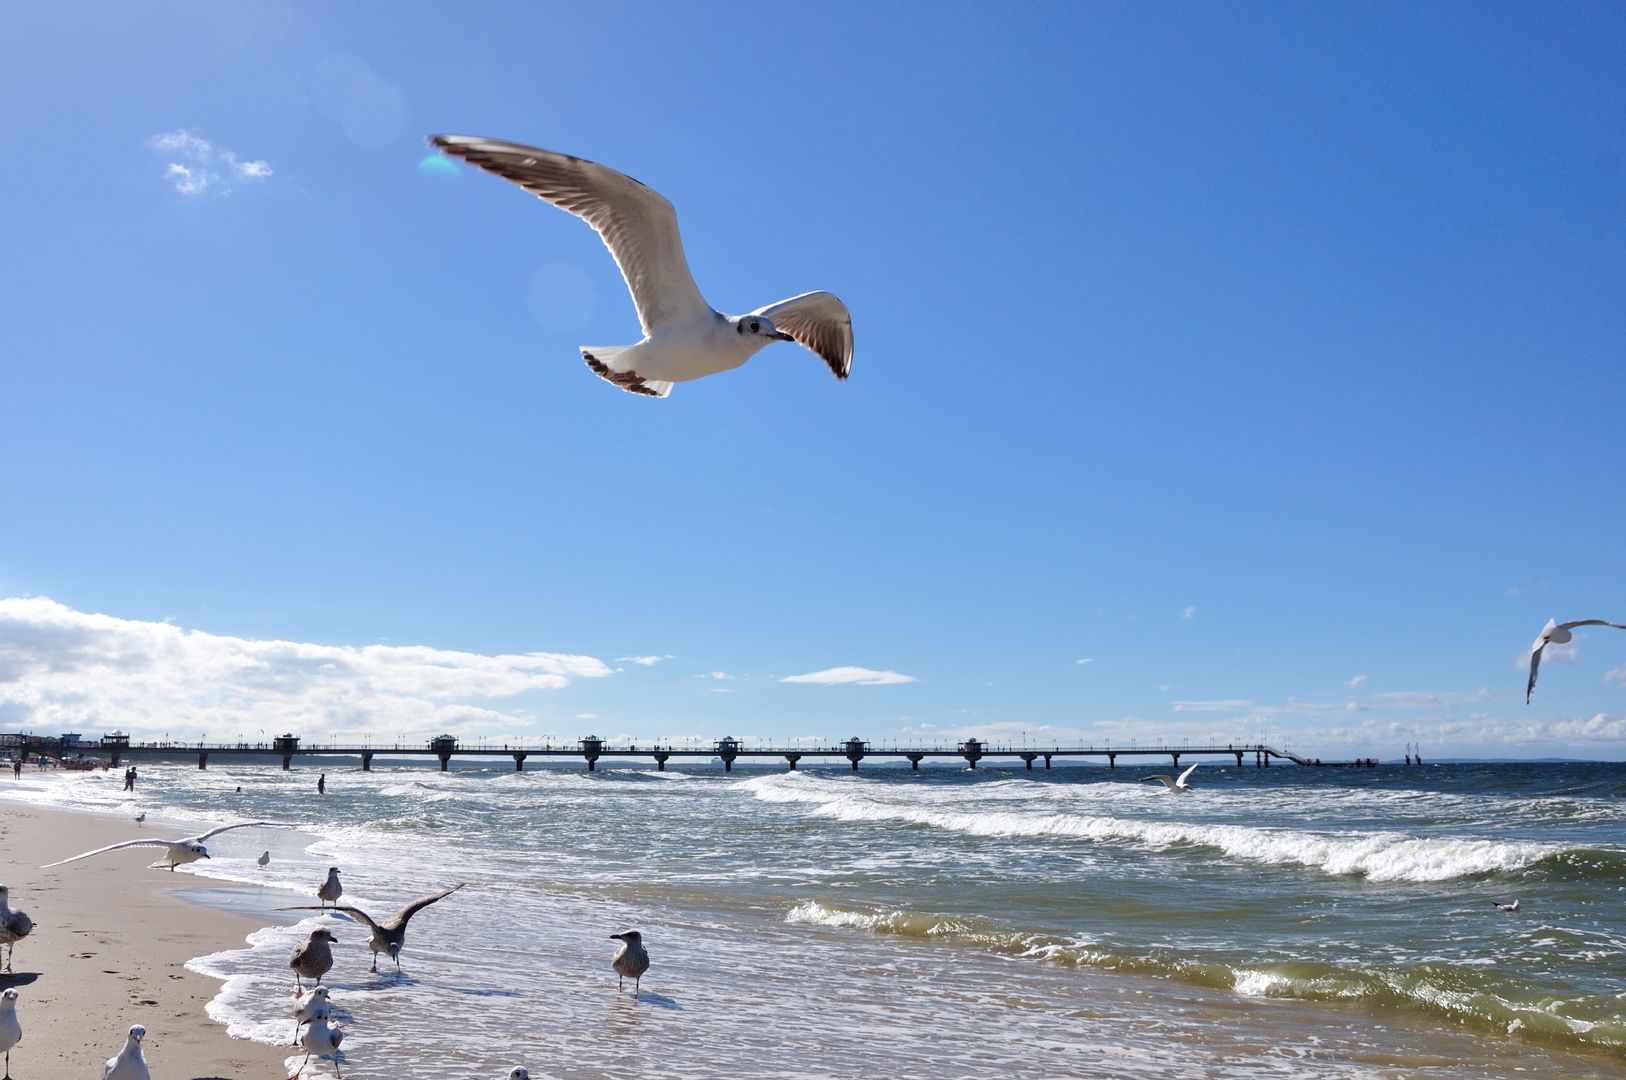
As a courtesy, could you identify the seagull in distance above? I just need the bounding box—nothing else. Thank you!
[429,135,854,398]
[1526,618,1626,702]
[257,849,271,869]
[1140,762,1198,793]
[286,884,465,972]
[41,822,294,871]
[1493,899,1520,913]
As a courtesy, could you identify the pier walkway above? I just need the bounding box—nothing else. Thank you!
[83,734,1332,773]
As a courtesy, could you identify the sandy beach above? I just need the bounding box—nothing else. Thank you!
[0,802,288,1077]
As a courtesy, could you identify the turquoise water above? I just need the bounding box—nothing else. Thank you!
[7,759,1624,1077]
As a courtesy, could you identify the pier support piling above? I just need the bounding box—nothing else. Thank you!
[1021,753,1037,771]
[512,753,526,772]
[1044,754,1052,769]
[438,753,451,772]
[784,754,801,771]
[1234,751,1244,768]
[907,754,924,771]
[654,753,669,772]
[281,754,293,771]
[197,752,208,769]
[1171,753,1180,769]
[1107,753,1116,770]
[361,752,373,771]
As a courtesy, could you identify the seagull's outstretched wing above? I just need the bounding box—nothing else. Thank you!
[285,904,383,935]
[42,837,169,868]
[1176,762,1199,788]
[751,291,854,379]
[190,821,296,842]
[429,135,711,334]
[1139,775,1175,791]
[1526,619,1626,703]
[385,883,465,929]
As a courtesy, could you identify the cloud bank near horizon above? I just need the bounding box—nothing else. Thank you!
[780,666,916,686]
[0,597,611,740]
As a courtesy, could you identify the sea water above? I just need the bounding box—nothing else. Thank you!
[5,759,1623,1078]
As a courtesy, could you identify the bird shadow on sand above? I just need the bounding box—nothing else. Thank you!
[0,971,39,988]
[334,973,519,1000]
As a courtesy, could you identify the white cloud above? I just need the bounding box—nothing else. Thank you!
[780,666,916,686]
[1171,699,1254,712]
[1181,605,1196,621]
[695,671,738,681]
[1074,657,1094,666]
[575,712,597,720]
[147,129,272,196]
[0,597,611,740]
[1345,674,1367,689]
[616,655,674,667]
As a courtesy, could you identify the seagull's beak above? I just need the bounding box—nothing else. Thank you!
[609,933,623,941]
[774,330,794,342]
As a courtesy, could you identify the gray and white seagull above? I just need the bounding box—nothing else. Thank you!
[429,135,854,398]
[1526,618,1626,703]
[41,821,294,871]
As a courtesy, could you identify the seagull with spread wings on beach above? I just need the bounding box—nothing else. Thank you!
[285,884,464,973]
[429,135,853,398]
[41,822,295,871]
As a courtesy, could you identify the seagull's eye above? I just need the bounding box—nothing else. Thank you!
[750,321,760,333]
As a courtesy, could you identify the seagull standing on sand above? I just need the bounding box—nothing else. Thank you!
[429,135,854,398]
[296,1014,344,1078]
[291,985,331,1046]
[289,928,339,990]
[286,884,465,973]
[0,989,21,1080]
[610,930,650,997]
[41,822,293,871]
[317,867,342,909]
[102,1024,148,1080]
[1494,899,1520,913]
[1140,762,1199,793]
[132,812,145,825]
[0,886,34,974]
[1526,618,1626,702]
[257,850,271,869]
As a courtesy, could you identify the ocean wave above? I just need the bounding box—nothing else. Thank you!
[742,775,1568,882]
[786,900,1626,1056]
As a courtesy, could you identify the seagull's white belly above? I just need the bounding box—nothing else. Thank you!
[615,320,762,383]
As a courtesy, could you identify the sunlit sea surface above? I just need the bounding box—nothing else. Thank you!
[6,758,1624,1078]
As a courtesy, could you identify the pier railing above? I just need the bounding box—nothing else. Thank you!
[81,737,1327,773]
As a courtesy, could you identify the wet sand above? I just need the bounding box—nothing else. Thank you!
[0,802,288,1076]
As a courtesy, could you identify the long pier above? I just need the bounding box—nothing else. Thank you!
[83,734,1324,773]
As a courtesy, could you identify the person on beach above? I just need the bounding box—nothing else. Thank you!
[317,773,326,795]
[10,759,19,779]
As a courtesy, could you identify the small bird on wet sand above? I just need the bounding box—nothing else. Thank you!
[289,928,339,990]
[1140,762,1199,794]
[257,850,271,869]
[291,984,331,1046]
[286,884,465,973]
[610,930,650,997]
[133,812,145,825]
[0,886,34,974]
[0,989,21,1080]
[1494,899,1520,913]
[102,1024,149,1080]
[295,1014,344,1078]
[317,867,342,909]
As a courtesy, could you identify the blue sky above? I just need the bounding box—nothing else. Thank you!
[3,3,1624,758]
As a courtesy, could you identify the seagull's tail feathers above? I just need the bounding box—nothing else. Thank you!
[581,346,672,398]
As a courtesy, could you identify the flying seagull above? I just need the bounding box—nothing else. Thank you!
[0,885,34,974]
[429,135,854,398]
[610,930,650,997]
[1140,762,1199,793]
[102,1024,149,1080]
[285,884,465,972]
[41,822,294,871]
[1526,618,1626,703]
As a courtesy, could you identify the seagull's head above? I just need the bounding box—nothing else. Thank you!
[509,1070,532,1080]
[1,989,17,1004]
[0,884,9,900]
[128,1024,146,1044]
[610,930,643,944]
[734,314,794,343]
[312,929,340,945]
[187,843,210,859]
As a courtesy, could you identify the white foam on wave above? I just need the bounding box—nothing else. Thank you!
[739,773,1560,883]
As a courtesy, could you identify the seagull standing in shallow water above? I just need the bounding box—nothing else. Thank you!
[296,1014,344,1078]
[317,867,342,909]
[429,135,854,398]
[291,985,331,1046]
[102,1024,149,1080]
[610,930,650,997]
[1525,618,1626,702]
[1140,763,1199,793]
